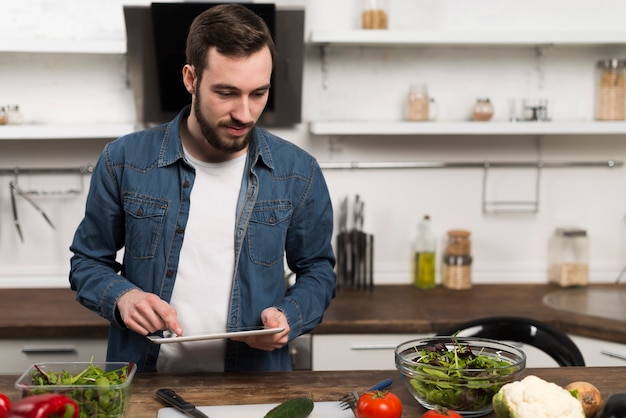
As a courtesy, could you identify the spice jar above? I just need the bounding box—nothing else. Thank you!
[0,107,6,125]
[596,58,625,121]
[361,0,388,30]
[442,230,472,290]
[472,98,494,121]
[548,228,589,287]
[407,84,430,121]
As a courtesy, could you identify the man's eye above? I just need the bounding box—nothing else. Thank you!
[218,91,233,97]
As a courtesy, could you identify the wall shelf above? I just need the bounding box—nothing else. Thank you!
[308,30,626,46]
[0,40,126,54]
[0,124,137,140]
[309,121,626,136]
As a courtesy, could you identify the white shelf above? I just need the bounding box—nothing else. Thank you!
[0,39,126,54]
[0,124,137,140]
[309,121,626,136]
[308,30,626,46]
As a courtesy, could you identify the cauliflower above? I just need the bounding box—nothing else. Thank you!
[492,375,585,418]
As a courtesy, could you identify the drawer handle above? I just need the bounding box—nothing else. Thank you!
[351,344,397,351]
[22,346,78,355]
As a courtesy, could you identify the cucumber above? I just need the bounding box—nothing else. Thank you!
[263,397,314,418]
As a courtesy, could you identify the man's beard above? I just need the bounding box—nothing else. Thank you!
[193,93,254,155]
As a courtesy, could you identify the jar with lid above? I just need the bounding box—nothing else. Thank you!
[548,227,589,287]
[0,107,6,125]
[442,230,472,290]
[361,0,388,30]
[472,98,494,121]
[596,58,625,121]
[407,84,429,121]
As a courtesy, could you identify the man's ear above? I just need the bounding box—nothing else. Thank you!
[182,64,197,94]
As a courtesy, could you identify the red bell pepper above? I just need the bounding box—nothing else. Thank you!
[0,393,11,418]
[6,394,78,418]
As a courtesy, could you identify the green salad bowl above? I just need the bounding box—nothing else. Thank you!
[395,336,526,417]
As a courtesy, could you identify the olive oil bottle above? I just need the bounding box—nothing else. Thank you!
[413,215,436,289]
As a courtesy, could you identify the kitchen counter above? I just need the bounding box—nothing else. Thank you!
[2,283,626,343]
[316,283,626,344]
[0,368,625,417]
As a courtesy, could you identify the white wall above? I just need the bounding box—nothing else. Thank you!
[1,0,626,287]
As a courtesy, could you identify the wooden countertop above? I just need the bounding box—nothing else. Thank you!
[2,284,626,343]
[316,283,626,344]
[1,368,625,417]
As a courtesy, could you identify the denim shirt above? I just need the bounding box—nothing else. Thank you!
[69,107,336,372]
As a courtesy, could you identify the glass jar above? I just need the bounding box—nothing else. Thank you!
[407,84,429,121]
[0,107,6,125]
[548,228,589,287]
[596,58,625,121]
[361,0,388,30]
[472,98,494,121]
[442,230,472,289]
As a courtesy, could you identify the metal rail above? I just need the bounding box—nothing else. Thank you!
[319,160,622,169]
[319,159,623,214]
[0,166,94,176]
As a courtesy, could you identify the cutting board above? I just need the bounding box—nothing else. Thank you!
[158,401,353,418]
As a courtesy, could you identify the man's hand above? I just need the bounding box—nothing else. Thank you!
[231,307,290,351]
[117,289,183,336]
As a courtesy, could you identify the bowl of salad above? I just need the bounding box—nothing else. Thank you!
[395,336,526,417]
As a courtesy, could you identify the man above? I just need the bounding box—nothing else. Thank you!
[69,4,336,373]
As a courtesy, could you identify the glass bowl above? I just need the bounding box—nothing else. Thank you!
[15,362,136,418]
[395,336,526,417]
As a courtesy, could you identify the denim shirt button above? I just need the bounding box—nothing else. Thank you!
[136,208,144,216]
[166,270,174,278]
[183,180,190,188]
[269,215,276,224]
[176,226,184,234]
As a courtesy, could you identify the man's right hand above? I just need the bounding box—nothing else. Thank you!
[117,289,183,336]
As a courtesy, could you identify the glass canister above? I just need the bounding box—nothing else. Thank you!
[596,58,626,121]
[361,0,388,30]
[548,228,589,287]
[442,230,472,290]
[407,84,430,121]
[472,98,494,121]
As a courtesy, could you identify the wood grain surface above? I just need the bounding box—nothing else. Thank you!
[1,368,625,417]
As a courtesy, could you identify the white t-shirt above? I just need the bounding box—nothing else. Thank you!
[156,151,246,373]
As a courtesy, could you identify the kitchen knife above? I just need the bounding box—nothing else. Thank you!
[156,388,210,418]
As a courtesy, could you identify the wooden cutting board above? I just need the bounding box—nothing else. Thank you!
[157,401,354,418]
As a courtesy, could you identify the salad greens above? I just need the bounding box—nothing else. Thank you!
[407,338,519,411]
[29,362,131,418]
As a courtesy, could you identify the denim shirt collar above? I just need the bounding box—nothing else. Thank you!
[157,105,275,172]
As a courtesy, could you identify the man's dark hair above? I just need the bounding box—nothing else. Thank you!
[186,4,276,78]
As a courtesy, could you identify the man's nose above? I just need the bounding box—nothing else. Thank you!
[231,96,253,124]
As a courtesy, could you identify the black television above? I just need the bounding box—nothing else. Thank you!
[124,3,304,127]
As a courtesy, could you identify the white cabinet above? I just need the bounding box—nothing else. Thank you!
[0,339,107,374]
[311,333,626,371]
[312,334,432,371]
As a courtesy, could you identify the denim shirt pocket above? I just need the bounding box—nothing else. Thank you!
[247,200,292,266]
[123,193,169,259]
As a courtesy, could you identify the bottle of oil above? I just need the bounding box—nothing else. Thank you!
[413,215,436,289]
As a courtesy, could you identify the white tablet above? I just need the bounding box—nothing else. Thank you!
[147,327,285,344]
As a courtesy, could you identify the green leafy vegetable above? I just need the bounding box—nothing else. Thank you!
[28,362,131,418]
[408,338,518,411]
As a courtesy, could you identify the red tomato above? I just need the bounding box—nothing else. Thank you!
[422,406,462,418]
[356,390,403,418]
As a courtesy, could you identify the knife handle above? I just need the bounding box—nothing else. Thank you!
[367,378,393,392]
[156,388,196,413]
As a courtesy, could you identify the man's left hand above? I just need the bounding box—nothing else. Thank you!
[231,307,290,351]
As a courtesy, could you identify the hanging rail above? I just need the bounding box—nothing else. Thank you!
[0,166,94,176]
[319,159,623,215]
[318,160,622,169]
